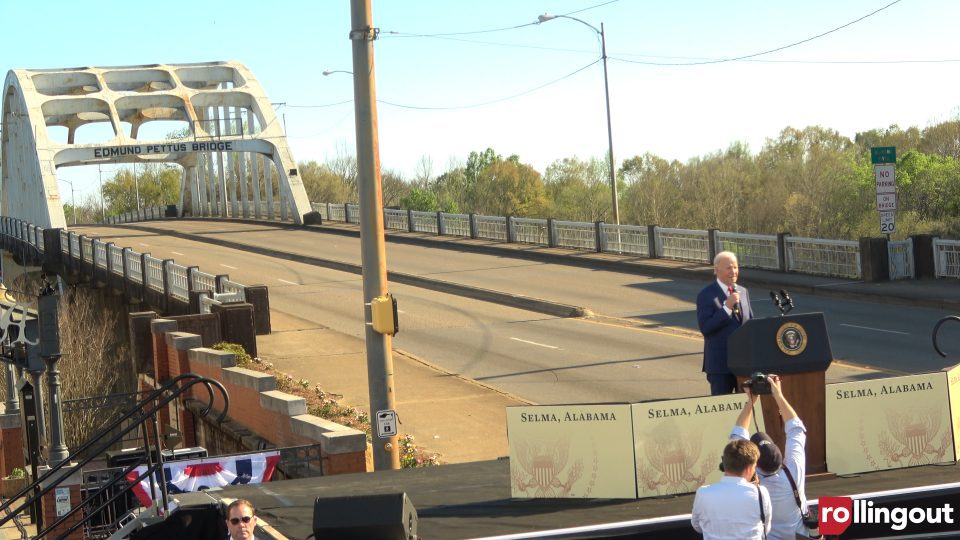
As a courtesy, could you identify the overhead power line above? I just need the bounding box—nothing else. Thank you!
[614,0,904,66]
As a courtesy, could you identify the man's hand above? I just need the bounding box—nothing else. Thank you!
[725,291,740,309]
[768,374,783,396]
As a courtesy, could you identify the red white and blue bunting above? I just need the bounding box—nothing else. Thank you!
[126,451,281,507]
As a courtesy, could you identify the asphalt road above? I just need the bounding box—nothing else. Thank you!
[73,221,960,404]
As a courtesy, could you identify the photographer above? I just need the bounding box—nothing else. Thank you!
[734,374,816,540]
[691,438,771,539]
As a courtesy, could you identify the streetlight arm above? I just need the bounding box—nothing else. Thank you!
[535,13,619,224]
[537,13,601,36]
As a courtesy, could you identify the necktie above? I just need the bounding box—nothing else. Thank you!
[729,286,741,322]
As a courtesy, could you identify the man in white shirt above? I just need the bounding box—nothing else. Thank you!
[732,374,812,540]
[691,438,772,539]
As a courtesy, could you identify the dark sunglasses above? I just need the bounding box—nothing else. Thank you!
[229,516,253,525]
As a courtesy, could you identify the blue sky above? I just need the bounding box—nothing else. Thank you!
[3,0,959,200]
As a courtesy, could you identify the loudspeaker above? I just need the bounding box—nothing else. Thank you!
[313,492,417,540]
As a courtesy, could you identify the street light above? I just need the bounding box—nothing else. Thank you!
[58,179,77,225]
[537,13,620,225]
[322,70,353,76]
[98,164,106,220]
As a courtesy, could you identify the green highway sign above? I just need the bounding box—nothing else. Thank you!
[871,146,896,164]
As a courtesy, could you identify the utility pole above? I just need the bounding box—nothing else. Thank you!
[350,0,399,470]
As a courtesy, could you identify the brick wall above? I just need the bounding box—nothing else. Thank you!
[139,320,369,475]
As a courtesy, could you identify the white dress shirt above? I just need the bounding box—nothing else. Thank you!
[731,417,808,540]
[691,475,772,540]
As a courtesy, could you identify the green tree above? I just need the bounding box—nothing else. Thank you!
[544,156,612,222]
[101,164,179,215]
[400,187,440,211]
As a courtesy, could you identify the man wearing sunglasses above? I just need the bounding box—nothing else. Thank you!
[226,499,259,539]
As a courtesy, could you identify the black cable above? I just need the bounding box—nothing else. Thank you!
[612,0,904,66]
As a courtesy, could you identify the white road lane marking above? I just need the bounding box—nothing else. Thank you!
[220,264,237,269]
[277,278,299,285]
[840,323,909,335]
[139,243,149,247]
[171,251,183,256]
[510,337,559,350]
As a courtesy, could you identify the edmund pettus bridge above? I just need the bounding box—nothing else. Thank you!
[2,61,960,539]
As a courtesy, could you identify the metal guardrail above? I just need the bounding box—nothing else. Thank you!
[934,238,960,278]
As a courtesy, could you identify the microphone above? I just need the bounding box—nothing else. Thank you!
[770,290,781,309]
[780,289,794,310]
[731,285,741,318]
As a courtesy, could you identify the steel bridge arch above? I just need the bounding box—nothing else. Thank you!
[2,61,314,228]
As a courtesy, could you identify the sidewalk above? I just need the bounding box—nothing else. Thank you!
[256,311,528,464]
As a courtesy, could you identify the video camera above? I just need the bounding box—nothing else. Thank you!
[743,372,772,395]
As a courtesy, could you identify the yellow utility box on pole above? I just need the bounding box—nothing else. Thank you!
[370,293,398,336]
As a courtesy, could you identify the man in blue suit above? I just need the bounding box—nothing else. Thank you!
[697,251,753,395]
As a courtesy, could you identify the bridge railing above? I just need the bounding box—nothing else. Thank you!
[308,201,960,281]
[190,269,218,292]
[785,236,861,278]
[166,262,191,302]
[934,239,960,278]
[2,217,271,329]
[716,231,780,271]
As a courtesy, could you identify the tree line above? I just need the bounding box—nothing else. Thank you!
[69,120,960,240]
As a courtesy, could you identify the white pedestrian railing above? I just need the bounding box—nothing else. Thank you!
[657,227,711,263]
[126,250,144,284]
[934,239,960,279]
[716,231,780,270]
[475,215,508,241]
[512,217,548,246]
[554,220,596,251]
[191,270,217,292]
[166,262,190,301]
[384,209,408,231]
[441,213,471,238]
[144,255,165,292]
[786,237,861,279]
[601,224,649,256]
[109,244,124,275]
[410,211,438,234]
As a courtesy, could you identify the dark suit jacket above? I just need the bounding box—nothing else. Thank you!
[696,281,753,374]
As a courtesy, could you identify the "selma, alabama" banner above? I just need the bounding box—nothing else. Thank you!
[826,371,956,475]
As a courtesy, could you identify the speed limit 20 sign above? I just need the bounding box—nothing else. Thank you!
[880,211,895,234]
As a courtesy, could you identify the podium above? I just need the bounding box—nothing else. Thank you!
[728,313,832,474]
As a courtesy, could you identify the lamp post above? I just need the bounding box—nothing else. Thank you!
[98,164,106,220]
[537,13,620,225]
[58,179,77,225]
[133,162,142,213]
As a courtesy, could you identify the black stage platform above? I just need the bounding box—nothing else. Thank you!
[211,458,960,539]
